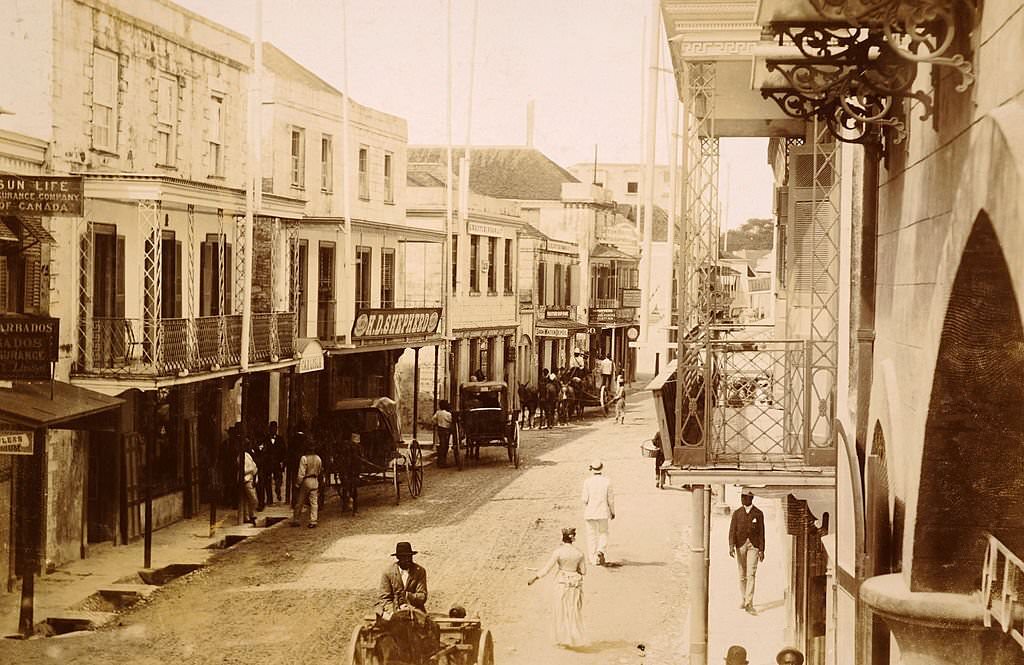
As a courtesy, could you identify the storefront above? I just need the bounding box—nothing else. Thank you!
[534,306,589,378]
[588,307,639,382]
[450,325,518,403]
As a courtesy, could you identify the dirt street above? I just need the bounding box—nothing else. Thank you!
[0,393,691,665]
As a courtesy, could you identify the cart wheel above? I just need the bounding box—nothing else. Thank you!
[453,427,464,471]
[508,422,521,469]
[347,624,364,665]
[392,456,401,505]
[407,441,423,497]
[475,629,494,665]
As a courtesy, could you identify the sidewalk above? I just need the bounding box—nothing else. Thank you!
[0,502,294,637]
[707,485,791,664]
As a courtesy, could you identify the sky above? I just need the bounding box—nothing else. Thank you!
[175,0,774,229]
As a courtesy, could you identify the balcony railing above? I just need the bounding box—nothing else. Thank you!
[594,298,619,309]
[982,534,1024,650]
[77,312,296,377]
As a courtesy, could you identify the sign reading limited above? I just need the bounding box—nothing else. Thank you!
[351,308,442,340]
[0,316,59,380]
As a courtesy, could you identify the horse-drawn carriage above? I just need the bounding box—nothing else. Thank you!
[451,381,521,469]
[348,608,495,665]
[321,397,424,511]
[518,368,608,429]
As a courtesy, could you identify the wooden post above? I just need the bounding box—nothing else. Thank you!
[412,347,420,441]
[433,345,439,414]
[144,394,154,569]
[18,427,46,637]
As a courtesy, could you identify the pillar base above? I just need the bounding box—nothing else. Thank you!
[860,573,1024,665]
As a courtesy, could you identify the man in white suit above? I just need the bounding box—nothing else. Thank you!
[581,459,615,565]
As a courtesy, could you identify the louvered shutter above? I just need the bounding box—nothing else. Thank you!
[115,235,126,318]
[786,146,836,305]
[174,241,183,318]
[23,241,41,313]
[0,256,8,312]
[200,241,212,316]
[224,242,232,315]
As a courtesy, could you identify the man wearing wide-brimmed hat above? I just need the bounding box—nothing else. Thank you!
[376,541,428,619]
[581,460,615,566]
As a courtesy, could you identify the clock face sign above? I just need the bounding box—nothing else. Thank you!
[626,326,640,341]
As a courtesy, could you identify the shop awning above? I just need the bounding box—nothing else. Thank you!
[19,216,56,244]
[535,319,589,338]
[0,381,123,430]
[0,218,18,243]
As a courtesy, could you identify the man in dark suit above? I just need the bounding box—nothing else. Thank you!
[376,541,428,618]
[729,491,765,614]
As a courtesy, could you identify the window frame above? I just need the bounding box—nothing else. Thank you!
[156,73,177,166]
[355,245,372,309]
[486,237,497,294]
[208,93,225,177]
[380,247,395,309]
[320,134,333,193]
[469,235,480,293]
[358,145,370,200]
[383,151,394,203]
[503,239,513,295]
[290,126,306,189]
[92,49,118,152]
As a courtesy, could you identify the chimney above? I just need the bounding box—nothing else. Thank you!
[526,99,535,148]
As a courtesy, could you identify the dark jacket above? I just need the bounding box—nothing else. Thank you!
[376,562,428,615]
[729,505,766,553]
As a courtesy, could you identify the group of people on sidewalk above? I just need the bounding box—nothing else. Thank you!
[238,422,323,529]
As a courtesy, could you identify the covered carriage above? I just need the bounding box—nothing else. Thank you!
[452,381,520,469]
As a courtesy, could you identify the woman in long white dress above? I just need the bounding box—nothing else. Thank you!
[528,527,587,647]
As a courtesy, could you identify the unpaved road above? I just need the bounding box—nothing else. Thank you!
[0,393,691,665]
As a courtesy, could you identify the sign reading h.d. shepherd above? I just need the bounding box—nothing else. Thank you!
[0,176,83,217]
[351,308,442,340]
[0,316,59,380]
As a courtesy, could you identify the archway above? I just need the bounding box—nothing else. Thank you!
[913,212,1024,593]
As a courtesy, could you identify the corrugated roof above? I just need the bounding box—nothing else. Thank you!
[409,146,579,200]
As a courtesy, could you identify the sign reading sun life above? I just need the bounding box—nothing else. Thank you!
[351,308,442,340]
[0,176,83,217]
[0,316,59,380]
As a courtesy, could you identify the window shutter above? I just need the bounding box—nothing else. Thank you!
[566,265,574,307]
[93,51,116,107]
[175,241,183,318]
[225,243,233,315]
[23,242,41,313]
[115,235,126,318]
[0,256,8,312]
[787,146,837,303]
[200,241,212,316]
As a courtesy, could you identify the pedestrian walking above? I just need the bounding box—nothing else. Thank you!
[266,420,286,503]
[613,375,626,424]
[581,459,614,566]
[240,444,259,526]
[432,400,453,467]
[725,645,749,665]
[251,434,271,510]
[775,647,805,665]
[527,527,587,648]
[292,433,323,528]
[729,491,765,614]
[598,353,613,391]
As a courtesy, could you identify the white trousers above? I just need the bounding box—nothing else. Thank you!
[584,518,609,563]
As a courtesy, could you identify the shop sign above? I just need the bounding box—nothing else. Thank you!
[467,222,507,238]
[544,308,571,320]
[615,307,636,321]
[0,176,83,216]
[294,339,325,374]
[0,316,59,380]
[620,288,641,308]
[0,431,33,456]
[453,326,517,340]
[519,303,533,314]
[590,308,615,323]
[536,326,569,338]
[351,307,442,340]
[626,326,641,341]
[546,240,577,255]
[585,325,602,335]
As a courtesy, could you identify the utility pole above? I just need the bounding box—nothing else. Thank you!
[340,0,353,346]
[639,0,660,350]
[241,0,262,372]
[444,0,454,403]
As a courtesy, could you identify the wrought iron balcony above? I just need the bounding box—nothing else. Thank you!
[77,312,295,377]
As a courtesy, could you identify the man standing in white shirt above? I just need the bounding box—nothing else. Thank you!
[598,353,614,392]
[581,459,615,566]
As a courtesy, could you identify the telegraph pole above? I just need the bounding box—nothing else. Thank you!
[639,0,660,351]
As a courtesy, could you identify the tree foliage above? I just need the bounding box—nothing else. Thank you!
[723,218,774,251]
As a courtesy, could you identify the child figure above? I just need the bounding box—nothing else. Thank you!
[432,400,453,467]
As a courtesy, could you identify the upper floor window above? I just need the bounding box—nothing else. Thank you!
[355,246,372,309]
[503,239,513,294]
[383,151,394,203]
[290,127,306,188]
[156,74,176,166]
[320,135,333,192]
[358,146,369,200]
[208,94,225,177]
[537,261,546,305]
[553,263,563,306]
[469,235,480,293]
[486,237,497,294]
[92,49,118,152]
[380,248,395,308]
[626,181,638,194]
[451,235,458,290]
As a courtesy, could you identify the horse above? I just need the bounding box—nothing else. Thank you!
[541,379,560,429]
[517,383,539,429]
[322,428,360,515]
[569,376,585,420]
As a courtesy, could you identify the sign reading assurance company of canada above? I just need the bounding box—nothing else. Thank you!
[0,176,83,216]
[0,316,59,380]
[351,308,442,340]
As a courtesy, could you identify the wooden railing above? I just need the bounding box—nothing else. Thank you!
[982,534,1024,650]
